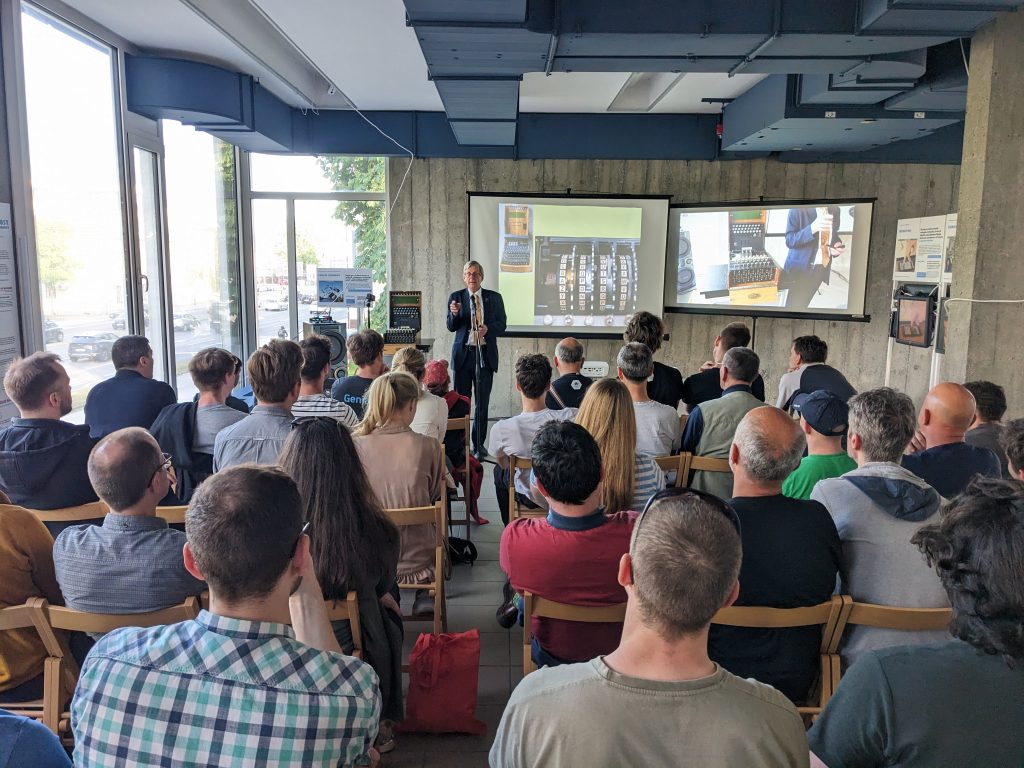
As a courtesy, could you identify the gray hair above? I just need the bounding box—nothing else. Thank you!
[555,338,584,365]
[722,347,760,384]
[616,342,653,382]
[88,427,163,511]
[847,387,916,463]
[463,260,484,277]
[733,409,806,483]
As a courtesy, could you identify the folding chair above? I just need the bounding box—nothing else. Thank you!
[26,501,109,525]
[653,454,691,488]
[0,600,65,733]
[508,455,543,521]
[521,591,627,675]
[383,502,447,634]
[323,592,364,660]
[155,505,187,525]
[711,595,852,720]
[445,416,473,540]
[680,453,731,489]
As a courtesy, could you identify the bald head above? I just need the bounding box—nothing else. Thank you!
[554,337,585,369]
[88,427,165,512]
[731,407,807,489]
[920,382,977,447]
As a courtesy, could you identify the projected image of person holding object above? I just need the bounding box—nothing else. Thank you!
[780,206,845,309]
[447,260,507,459]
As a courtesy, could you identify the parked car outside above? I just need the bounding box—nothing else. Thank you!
[44,319,64,343]
[68,332,119,362]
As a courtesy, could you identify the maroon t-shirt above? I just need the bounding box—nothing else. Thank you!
[500,510,635,661]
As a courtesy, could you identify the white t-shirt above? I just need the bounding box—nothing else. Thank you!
[410,390,449,444]
[633,400,681,457]
[487,408,577,495]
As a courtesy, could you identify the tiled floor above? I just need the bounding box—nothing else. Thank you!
[386,473,517,768]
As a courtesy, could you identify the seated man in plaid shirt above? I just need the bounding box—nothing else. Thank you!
[71,464,382,767]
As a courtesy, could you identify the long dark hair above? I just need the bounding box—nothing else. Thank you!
[279,418,398,599]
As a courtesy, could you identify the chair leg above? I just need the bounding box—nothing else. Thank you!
[43,657,62,734]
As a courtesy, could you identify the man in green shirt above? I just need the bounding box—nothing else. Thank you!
[782,390,856,500]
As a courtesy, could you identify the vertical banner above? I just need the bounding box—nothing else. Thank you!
[0,203,22,424]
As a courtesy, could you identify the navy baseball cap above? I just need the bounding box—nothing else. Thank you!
[792,390,849,435]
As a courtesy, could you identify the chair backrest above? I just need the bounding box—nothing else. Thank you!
[155,506,187,525]
[44,596,202,637]
[0,601,45,633]
[686,454,731,473]
[508,455,543,520]
[846,601,952,631]
[522,592,626,675]
[28,501,109,523]
[384,502,444,541]
[324,592,363,659]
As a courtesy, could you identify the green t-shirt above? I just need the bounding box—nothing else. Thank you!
[782,452,857,500]
[809,640,1024,767]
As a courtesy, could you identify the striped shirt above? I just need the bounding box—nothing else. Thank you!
[633,453,666,510]
[291,393,360,429]
[71,610,381,767]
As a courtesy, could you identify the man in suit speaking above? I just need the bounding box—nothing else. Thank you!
[447,260,507,459]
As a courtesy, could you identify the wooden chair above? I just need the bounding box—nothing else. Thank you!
[155,505,187,525]
[27,501,109,524]
[521,592,627,675]
[383,502,447,634]
[680,453,731,489]
[653,454,692,488]
[323,592,364,660]
[445,416,473,540]
[508,455,543,521]
[711,595,852,719]
[0,600,64,733]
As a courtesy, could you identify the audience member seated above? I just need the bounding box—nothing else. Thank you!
[53,428,204,627]
[901,382,1001,498]
[489,354,575,525]
[151,347,245,503]
[392,346,448,443]
[782,390,857,500]
[355,372,443,616]
[680,347,763,499]
[491,488,808,768]
[776,335,856,412]
[423,359,487,525]
[1002,417,1024,481]
[0,709,72,767]
[575,378,665,514]
[964,379,1009,477]
[70,465,381,766]
[280,419,402,754]
[0,352,98,513]
[811,388,948,666]
[0,503,63,704]
[546,337,592,410]
[808,477,1024,768]
[709,408,841,703]
[84,335,176,438]
[682,322,766,411]
[331,329,386,420]
[617,342,680,458]
[500,421,634,668]
[213,339,302,470]
[291,335,359,427]
[623,311,684,409]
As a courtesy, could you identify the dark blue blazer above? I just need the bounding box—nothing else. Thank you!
[446,287,506,372]
[84,369,177,438]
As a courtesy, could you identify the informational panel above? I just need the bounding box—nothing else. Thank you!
[0,203,22,424]
[893,214,950,284]
[316,267,373,307]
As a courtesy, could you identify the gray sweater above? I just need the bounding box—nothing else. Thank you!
[811,462,950,667]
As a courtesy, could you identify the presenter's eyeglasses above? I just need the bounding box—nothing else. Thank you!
[629,487,741,583]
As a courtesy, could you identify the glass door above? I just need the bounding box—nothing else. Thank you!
[130,145,172,385]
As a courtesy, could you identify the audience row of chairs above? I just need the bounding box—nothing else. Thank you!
[522,593,952,720]
[508,452,733,520]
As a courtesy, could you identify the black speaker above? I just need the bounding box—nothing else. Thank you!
[303,321,347,373]
[677,230,696,294]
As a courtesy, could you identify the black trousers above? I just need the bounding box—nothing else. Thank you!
[780,264,827,310]
[453,352,493,453]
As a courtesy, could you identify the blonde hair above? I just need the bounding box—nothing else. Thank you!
[357,371,421,436]
[391,347,426,399]
[575,377,637,514]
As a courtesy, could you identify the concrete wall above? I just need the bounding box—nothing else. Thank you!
[388,157,959,419]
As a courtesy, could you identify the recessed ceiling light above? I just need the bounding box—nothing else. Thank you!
[860,118,877,124]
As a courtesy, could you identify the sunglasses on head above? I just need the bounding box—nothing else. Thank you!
[629,487,741,583]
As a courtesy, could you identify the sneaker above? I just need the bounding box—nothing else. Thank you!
[412,589,433,616]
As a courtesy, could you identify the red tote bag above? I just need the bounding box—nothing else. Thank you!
[399,629,487,735]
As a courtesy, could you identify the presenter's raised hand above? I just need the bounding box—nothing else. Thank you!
[478,324,488,339]
[810,213,834,234]
[450,300,462,316]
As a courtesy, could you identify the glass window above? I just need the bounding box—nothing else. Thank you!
[250,154,385,193]
[161,121,244,401]
[22,4,129,421]
[251,199,289,347]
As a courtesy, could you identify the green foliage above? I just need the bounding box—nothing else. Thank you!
[317,156,388,330]
[35,218,76,300]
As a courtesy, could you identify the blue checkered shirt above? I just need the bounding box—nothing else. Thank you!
[71,610,381,767]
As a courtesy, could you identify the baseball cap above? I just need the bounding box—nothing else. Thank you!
[423,358,450,389]
[792,390,849,435]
